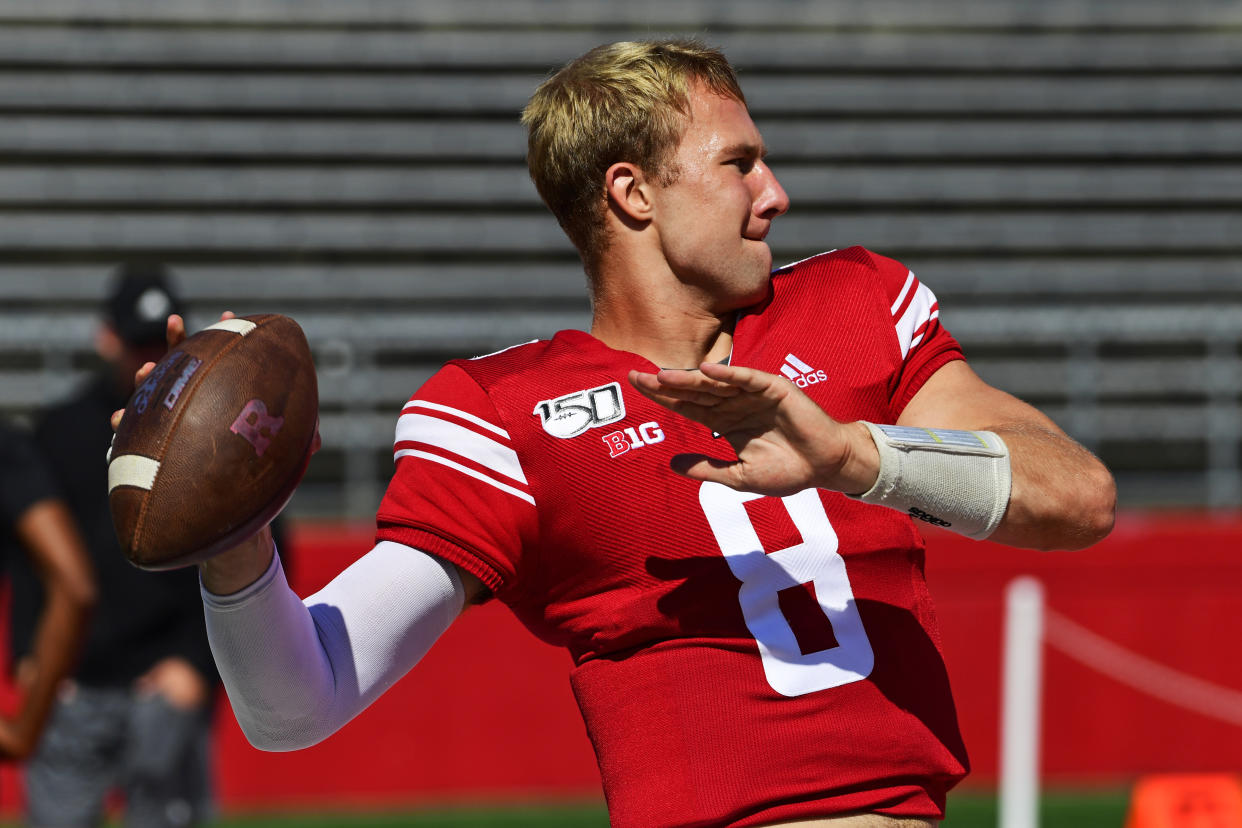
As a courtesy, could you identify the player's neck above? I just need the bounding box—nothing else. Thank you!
[590,288,735,369]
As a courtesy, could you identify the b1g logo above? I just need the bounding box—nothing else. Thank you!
[533,382,625,439]
[601,421,665,458]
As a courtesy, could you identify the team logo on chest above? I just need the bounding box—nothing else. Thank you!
[600,421,665,457]
[533,382,626,439]
[780,352,828,389]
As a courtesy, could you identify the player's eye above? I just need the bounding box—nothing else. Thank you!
[729,158,755,173]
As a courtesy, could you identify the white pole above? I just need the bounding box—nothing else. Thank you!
[999,576,1045,828]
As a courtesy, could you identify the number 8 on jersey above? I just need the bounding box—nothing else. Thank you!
[699,483,875,697]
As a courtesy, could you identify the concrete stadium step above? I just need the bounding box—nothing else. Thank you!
[1,0,1239,29]
[6,164,1241,207]
[0,303,1233,353]
[3,72,1239,115]
[0,210,1236,255]
[4,258,1240,307]
[1,28,1238,71]
[3,117,1236,161]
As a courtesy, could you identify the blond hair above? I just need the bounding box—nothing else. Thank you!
[521,39,745,277]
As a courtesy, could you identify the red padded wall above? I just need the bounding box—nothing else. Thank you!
[4,512,1241,812]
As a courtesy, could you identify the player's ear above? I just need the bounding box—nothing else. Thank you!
[604,162,654,223]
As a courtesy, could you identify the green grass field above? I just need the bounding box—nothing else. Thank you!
[187,789,1136,827]
[0,789,1132,827]
[941,790,1131,827]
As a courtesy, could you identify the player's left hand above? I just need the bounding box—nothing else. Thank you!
[628,362,880,496]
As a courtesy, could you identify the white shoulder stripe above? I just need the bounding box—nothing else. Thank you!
[395,449,535,506]
[890,271,916,316]
[894,283,939,360]
[396,413,526,484]
[402,400,509,438]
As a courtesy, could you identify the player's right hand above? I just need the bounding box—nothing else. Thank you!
[629,361,882,497]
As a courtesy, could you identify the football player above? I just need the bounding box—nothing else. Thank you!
[140,40,1115,827]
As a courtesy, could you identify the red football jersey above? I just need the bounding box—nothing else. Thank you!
[377,247,969,827]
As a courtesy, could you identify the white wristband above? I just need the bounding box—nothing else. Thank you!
[852,422,1012,540]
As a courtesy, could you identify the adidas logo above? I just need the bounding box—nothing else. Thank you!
[780,353,828,389]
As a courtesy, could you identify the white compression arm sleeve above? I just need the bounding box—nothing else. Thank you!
[201,540,465,751]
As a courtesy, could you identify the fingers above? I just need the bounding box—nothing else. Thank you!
[631,364,789,433]
[129,359,158,394]
[166,310,234,350]
[165,314,186,348]
[655,367,740,395]
[115,312,238,434]
[628,374,713,420]
[696,361,782,395]
[628,368,742,407]
[669,453,743,487]
[630,363,787,402]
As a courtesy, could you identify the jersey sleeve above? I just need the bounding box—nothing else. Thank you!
[869,251,965,415]
[375,364,538,598]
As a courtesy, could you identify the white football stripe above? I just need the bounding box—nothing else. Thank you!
[890,271,917,316]
[108,454,160,493]
[204,318,257,336]
[894,282,939,360]
[780,363,800,380]
[396,413,526,484]
[402,400,509,438]
[785,353,815,374]
[394,449,535,506]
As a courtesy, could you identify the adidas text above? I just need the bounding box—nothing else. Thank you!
[780,353,828,389]
[794,370,828,389]
[908,507,951,528]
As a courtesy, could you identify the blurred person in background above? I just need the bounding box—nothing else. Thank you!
[0,421,94,762]
[9,264,217,828]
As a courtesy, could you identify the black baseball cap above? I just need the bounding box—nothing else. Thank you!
[105,263,183,346]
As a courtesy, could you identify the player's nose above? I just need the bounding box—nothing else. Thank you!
[753,162,790,220]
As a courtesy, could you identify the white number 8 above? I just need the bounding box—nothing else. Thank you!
[699,483,874,697]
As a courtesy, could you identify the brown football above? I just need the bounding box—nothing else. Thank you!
[108,314,318,570]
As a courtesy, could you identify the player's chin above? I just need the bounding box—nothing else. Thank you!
[744,238,774,271]
[736,259,775,306]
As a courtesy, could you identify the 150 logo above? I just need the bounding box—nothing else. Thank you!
[534,382,625,439]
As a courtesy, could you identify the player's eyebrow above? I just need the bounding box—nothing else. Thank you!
[720,141,767,160]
